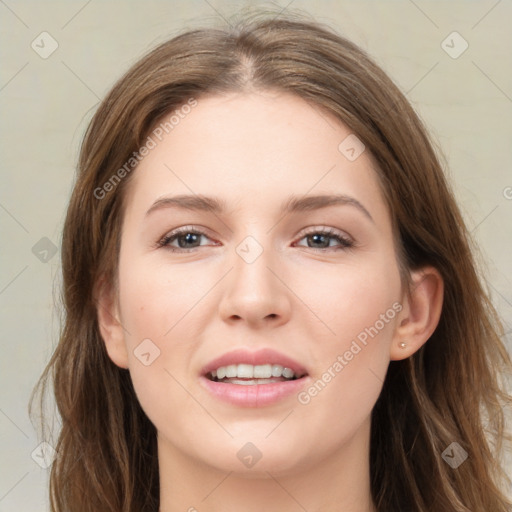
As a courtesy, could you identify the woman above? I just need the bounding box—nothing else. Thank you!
[31,8,512,512]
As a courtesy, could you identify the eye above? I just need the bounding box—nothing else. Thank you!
[157,226,215,252]
[156,226,355,252]
[294,228,354,251]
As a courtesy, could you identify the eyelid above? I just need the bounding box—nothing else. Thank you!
[296,225,353,241]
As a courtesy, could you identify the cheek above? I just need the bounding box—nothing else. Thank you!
[292,254,400,418]
[116,255,210,428]
[291,252,401,348]
[117,255,206,344]
[118,273,200,448]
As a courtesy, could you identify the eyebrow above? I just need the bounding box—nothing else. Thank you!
[145,193,374,223]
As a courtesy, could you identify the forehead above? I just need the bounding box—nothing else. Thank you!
[123,91,389,223]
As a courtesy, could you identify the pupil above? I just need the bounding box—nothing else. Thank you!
[179,233,198,248]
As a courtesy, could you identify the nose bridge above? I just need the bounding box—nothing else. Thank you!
[231,232,278,295]
[217,230,291,325]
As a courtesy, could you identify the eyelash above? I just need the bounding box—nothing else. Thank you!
[156,226,355,253]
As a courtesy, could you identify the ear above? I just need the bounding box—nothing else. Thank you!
[94,275,129,369]
[390,266,444,361]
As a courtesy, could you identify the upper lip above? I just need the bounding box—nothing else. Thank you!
[201,348,308,378]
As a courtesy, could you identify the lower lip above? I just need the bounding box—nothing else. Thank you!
[199,375,309,407]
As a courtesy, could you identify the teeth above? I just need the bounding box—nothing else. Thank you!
[253,364,271,378]
[237,364,253,378]
[225,364,237,378]
[224,378,283,385]
[210,363,298,380]
[271,364,283,377]
[282,367,294,379]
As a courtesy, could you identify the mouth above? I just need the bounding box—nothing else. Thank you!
[199,348,310,407]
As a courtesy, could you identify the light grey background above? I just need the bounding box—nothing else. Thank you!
[1,1,511,509]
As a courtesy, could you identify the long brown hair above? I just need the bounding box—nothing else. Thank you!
[30,8,512,511]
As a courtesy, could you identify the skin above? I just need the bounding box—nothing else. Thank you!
[97,90,444,512]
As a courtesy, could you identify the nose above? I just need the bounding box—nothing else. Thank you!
[218,240,292,329]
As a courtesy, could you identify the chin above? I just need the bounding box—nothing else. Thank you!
[195,437,312,477]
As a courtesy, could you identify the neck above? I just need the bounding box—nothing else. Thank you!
[158,417,376,512]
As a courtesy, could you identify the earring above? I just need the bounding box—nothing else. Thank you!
[399,341,407,349]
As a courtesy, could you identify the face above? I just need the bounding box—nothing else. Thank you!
[108,91,405,476]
